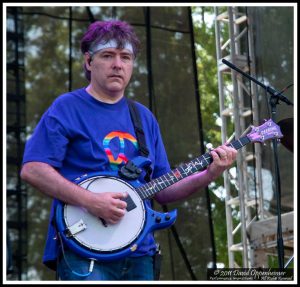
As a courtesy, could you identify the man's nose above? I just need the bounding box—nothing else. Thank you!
[112,55,122,69]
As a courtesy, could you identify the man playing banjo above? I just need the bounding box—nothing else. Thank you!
[21,19,237,281]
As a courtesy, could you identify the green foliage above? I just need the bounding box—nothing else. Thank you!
[193,7,221,147]
[192,4,225,249]
[192,6,232,267]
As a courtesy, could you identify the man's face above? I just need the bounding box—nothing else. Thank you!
[86,48,134,95]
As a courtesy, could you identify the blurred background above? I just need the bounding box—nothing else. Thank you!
[5,4,295,281]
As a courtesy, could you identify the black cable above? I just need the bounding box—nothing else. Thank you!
[167,229,176,279]
[68,7,72,92]
[86,7,96,23]
[144,7,156,115]
[188,6,217,269]
[20,10,191,34]
[245,7,259,221]
[162,205,197,280]
[144,7,198,279]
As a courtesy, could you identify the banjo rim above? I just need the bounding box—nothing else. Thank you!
[62,175,146,253]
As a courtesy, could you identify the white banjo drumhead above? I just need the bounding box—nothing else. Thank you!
[64,176,145,252]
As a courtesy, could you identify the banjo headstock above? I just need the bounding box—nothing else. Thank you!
[247,119,283,143]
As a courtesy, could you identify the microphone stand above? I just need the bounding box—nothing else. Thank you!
[222,59,293,270]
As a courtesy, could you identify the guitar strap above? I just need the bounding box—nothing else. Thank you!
[128,99,161,279]
[127,99,152,182]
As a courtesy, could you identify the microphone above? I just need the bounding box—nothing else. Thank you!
[265,86,293,106]
[222,59,293,106]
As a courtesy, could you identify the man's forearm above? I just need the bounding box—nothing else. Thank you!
[20,162,93,208]
[154,169,216,204]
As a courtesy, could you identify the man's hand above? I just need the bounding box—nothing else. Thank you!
[207,144,237,180]
[85,192,128,225]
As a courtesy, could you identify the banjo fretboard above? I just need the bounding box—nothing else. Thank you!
[135,136,250,200]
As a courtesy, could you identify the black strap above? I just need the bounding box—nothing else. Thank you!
[127,99,152,182]
[127,99,150,157]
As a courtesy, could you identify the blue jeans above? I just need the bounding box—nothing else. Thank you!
[57,249,154,281]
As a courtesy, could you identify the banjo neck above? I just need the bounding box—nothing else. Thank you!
[56,119,282,262]
[135,118,283,200]
[135,136,251,200]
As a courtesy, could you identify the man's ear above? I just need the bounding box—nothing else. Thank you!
[84,53,92,69]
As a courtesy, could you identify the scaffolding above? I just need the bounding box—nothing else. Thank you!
[214,6,264,268]
[214,6,294,269]
[6,7,28,280]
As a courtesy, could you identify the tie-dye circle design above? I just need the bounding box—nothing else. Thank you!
[103,131,138,170]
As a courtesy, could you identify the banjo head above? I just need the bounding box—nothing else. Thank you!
[63,176,145,253]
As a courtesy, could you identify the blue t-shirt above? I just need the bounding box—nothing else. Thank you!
[22,88,171,270]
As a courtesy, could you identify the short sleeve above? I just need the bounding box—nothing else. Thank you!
[22,107,69,168]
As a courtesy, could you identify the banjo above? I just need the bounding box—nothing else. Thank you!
[55,119,283,261]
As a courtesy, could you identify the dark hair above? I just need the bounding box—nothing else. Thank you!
[81,20,140,81]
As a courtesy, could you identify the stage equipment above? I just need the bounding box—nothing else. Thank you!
[222,59,294,270]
